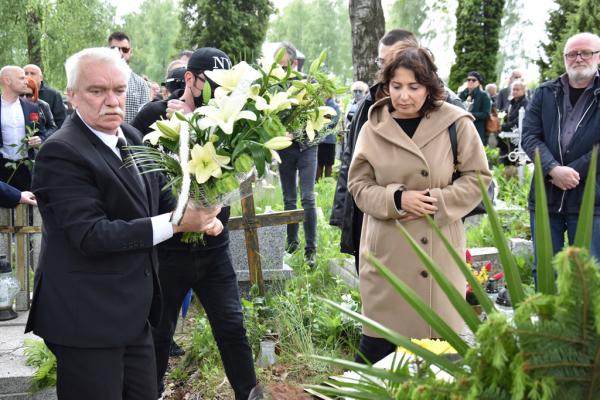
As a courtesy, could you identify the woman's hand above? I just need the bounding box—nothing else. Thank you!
[400,189,438,216]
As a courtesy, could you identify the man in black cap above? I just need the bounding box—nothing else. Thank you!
[131,48,257,400]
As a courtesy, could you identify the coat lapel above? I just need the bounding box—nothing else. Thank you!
[73,114,150,215]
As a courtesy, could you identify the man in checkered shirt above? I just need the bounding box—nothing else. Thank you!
[108,32,150,124]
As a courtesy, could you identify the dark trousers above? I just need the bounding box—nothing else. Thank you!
[152,246,256,400]
[45,323,157,400]
[354,334,395,365]
[278,143,318,253]
[0,158,31,191]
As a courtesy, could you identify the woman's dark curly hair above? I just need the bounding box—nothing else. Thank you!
[376,44,446,117]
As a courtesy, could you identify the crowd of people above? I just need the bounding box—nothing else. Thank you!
[0,22,599,400]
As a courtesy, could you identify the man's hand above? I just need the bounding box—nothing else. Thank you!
[400,190,438,217]
[19,191,37,206]
[27,136,42,146]
[549,166,580,190]
[172,206,221,234]
[166,99,193,116]
[204,218,224,237]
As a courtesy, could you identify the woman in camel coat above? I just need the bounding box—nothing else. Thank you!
[348,45,491,363]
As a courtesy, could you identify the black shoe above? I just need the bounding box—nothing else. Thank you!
[305,251,317,268]
[286,242,299,254]
[169,340,185,357]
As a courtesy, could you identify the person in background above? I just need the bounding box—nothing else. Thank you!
[348,44,491,364]
[459,71,491,144]
[485,83,498,104]
[24,64,67,128]
[496,69,523,112]
[316,98,340,180]
[23,76,57,137]
[344,81,369,128]
[498,80,529,165]
[149,81,163,101]
[522,32,600,282]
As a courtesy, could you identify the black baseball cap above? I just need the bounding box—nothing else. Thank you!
[187,47,232,73]
[163,67,186,94]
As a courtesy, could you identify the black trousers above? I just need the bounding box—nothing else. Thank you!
[0,159,31,191]
[153,246,256,400]
[354,334,396,365]
[45,323,157,400]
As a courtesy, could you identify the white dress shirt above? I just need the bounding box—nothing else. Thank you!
[1,97,26,160]
[77,111,173,245]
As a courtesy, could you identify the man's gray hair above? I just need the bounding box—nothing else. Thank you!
[276,41,297,62]
[511,79,526,91]
[564,32,600,53]
[65,47,131,91]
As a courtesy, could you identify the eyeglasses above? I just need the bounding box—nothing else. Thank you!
[466,78,478,82]
[110,46,131,54]
[373,57,384,69]
[564,50,600,60]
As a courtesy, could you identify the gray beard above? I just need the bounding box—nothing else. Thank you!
[567,65,596,84]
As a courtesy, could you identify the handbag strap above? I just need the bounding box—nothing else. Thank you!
[448,122,460,182]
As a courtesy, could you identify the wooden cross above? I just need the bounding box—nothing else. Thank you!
[227,177,304,295]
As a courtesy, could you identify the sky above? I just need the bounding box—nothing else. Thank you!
[109,0,556,83]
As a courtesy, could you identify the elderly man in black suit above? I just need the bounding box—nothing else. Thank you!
[25,47,222,400]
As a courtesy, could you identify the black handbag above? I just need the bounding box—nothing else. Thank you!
[449,122,494,217]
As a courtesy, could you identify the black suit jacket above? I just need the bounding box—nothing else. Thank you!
[0,97,48,159]
[0,181,21,207]
[25,113,175,348]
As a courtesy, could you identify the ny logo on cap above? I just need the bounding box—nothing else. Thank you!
[213,57,232,70]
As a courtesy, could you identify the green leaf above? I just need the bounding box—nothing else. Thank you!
[424,215,496,315]
[202,81,212,105]
[306,355,409,383]
[534,150,556,295]
[366,254,470,356]
[574,147,598,249]
[478,174,525,305]
[393,224,481,334]
[274,46,286,64]
[321,298,464,376]
[248,142,265,177]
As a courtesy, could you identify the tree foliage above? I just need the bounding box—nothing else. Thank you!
[349,0,385,85]
[121,0,180,83]
[536,0,579,82]
[0,0,115,92]
[268,0,352,83]
[495,0,531,85]
[387,0,448,43]
[179,0,274,64]
[448,0,505,91]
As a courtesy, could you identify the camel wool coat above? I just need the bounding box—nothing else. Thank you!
[348,99,491,339]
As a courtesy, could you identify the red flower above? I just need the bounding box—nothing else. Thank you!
[29,112,39,122]
[484,262,493,272]
[465,249,473,264]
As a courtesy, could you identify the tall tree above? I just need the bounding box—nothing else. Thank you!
[349,0,385,85]
[448,0,505,90]
[495,0,531,85]
[268,0,352,82]
[387,0,428,37]
[179,0,274,63]
[536,0,578,82]
[121,0,180,83]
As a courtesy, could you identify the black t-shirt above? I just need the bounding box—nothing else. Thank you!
[130,97,230,251]
[569,85,585,107]
[393,116,422,139]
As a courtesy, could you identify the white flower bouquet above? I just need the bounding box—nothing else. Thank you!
[129,50,342,243]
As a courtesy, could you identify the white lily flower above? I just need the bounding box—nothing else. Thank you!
[196,94,257,134]
[187,142,231,184]
[255,92,298,113]
[305,106,337,141]
[204,61,262,93]
[258,58,287,80]
[143,113,182,145]
[270,149,282,164]
[286,85,308,105]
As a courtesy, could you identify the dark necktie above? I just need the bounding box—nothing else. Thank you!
[116,137,146,192]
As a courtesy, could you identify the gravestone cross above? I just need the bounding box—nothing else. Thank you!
[227,177,304,295]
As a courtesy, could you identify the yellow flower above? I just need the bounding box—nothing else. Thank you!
[305,106,337,141]
[263,136,292,150]
[143,113,182,145]
[187,142,231,184]
[204,61,261,93]
[255,92,298,113]
[398,339,457,356]
[196,94,257,134]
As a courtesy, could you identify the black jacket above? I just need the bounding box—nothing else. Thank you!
[521,71,600,214]
[501,96,528,132]
[39,82,66,128]
[330,82,464,254]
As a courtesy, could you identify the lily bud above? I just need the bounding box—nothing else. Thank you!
[263,136,292,150]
